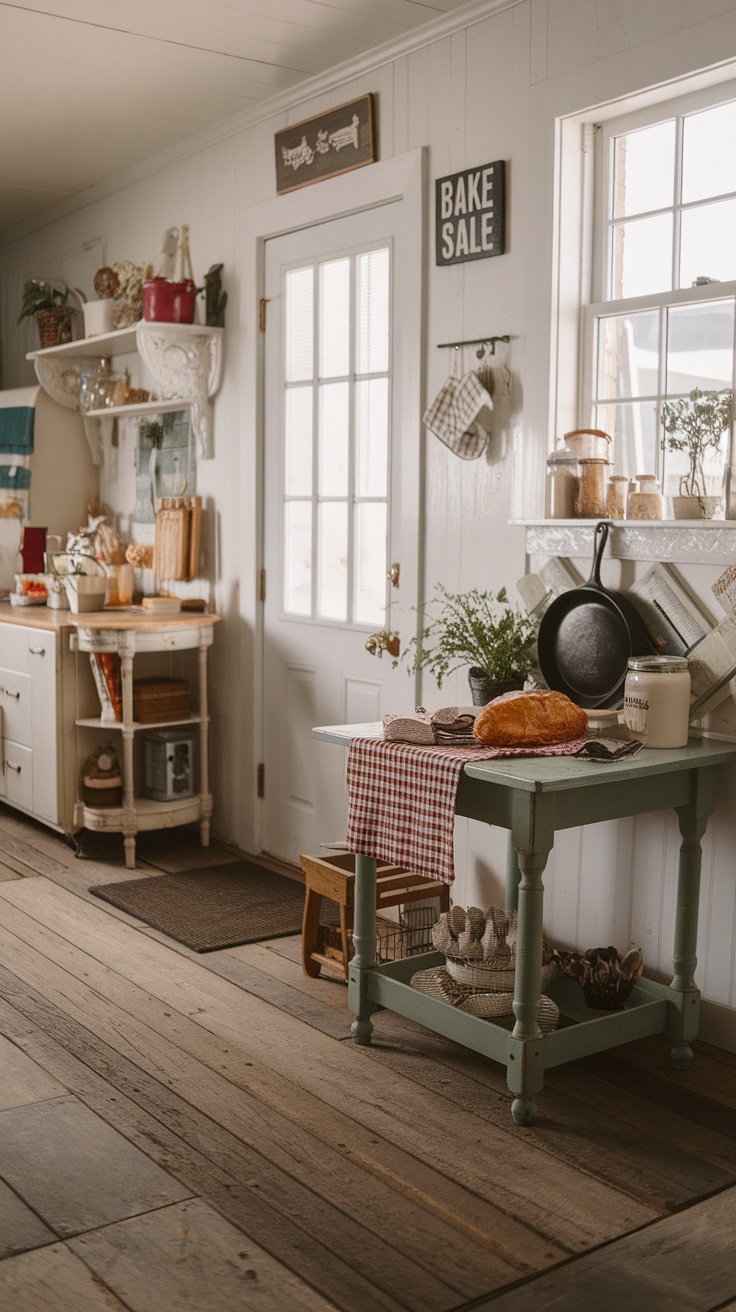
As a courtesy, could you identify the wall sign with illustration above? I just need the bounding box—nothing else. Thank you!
[274,95,376,195]
[435,160,505,266]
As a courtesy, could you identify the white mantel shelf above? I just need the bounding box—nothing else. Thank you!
[26,322,224,464]
[518,520,736,566]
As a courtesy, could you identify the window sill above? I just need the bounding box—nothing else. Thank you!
[514,519,736,565]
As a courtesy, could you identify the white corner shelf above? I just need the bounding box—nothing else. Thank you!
[27,321,224,465]
[517,519,736,566]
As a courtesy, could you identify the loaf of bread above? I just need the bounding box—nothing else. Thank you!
[473,690,587,747]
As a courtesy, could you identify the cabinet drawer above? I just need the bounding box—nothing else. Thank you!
[1,740,33,812]
[0,625,30,674]
[0,667,32,747]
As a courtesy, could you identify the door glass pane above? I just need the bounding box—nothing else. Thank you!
[318,502,348,620]
[679,199,736,287]
[357,247,390,374]
[593,400,658,480]
[319,258,350,378]
[612,121,675,218]
[611,213,673,298]
[285,267,313,382]
[285,386,312,496]
[354,502,387,626]
[318,382,349,496]
[682,102,736,204]
[284,501,312,615]
[666,300,735,393]
[356,378,388,496]
[597,311,659,400]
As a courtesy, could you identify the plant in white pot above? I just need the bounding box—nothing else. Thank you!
[661,387,733,519]
[397,584,535,706]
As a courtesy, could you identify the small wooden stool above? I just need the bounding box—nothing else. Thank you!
[300,851,450,980]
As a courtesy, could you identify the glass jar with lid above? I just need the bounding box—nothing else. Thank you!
[623,656,691,748]
[545,451,579,519]
[575,457,609,518]
[627,474,664,521]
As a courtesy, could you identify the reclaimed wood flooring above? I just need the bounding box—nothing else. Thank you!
[0,806,735,1311]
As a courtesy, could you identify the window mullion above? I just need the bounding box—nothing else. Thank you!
[347,253,356,626]
[672,114,684,292]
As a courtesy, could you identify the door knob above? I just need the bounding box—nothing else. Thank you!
[365,630,400,659]
[387,563,400,588]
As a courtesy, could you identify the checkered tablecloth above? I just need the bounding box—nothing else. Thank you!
[346,736,585,884]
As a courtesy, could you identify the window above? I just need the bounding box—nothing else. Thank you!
[582,88,736,499]
[282,244,391,626]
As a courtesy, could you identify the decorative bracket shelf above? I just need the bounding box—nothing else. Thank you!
[27,322,224,466]
[519,519,736,567]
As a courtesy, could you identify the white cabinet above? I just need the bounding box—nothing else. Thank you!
[0,621,62,827]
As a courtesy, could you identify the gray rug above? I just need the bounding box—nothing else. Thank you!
[90,861,334,952]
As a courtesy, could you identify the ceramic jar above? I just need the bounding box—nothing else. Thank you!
[627,475,664,520]
[623,656,691,748]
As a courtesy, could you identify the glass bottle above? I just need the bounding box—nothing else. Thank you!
[627,474,664,520]
[606,474,629,519]
[623,656,691,748]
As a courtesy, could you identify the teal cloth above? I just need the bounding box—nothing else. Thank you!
[0,407,34,454]
[0,467,31,490]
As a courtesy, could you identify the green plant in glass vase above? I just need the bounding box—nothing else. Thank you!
[397,584,535,706]
[661,387,733,519]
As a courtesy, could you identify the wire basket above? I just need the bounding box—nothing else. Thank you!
[375,907,438,964]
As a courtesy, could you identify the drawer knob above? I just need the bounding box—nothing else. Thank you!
[30,646,45,656]
[6,761,21,773]
[4,689,20,700]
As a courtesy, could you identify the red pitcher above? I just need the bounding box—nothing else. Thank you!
[143,278,196,324]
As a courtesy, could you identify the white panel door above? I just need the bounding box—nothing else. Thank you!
[261,203,419,864]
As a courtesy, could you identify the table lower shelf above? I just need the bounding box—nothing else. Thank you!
[74,793,206,833]
[361,952,676,1068]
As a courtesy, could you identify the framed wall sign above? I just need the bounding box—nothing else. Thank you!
[435,160,506,266]
[275,95,376,195]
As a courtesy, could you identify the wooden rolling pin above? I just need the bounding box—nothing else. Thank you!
[187,496,202,581]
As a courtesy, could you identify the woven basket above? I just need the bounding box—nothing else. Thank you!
[445,956,559,991]
[410,966,559,1031]
[36,306,75,348]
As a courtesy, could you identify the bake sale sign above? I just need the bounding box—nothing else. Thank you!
[435,160,506,266]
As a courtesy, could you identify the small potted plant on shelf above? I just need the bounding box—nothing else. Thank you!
[397,583,535,706]
[17,279,84,348]
[661,387,733,519]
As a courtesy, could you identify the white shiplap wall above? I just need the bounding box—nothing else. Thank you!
[3,0,736,1043]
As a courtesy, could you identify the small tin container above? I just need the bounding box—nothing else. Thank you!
[623,656,691,748]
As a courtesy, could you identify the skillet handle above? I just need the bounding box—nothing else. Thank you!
[589,520,610,588]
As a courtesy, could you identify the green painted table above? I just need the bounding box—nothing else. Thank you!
[312,724,736,1124]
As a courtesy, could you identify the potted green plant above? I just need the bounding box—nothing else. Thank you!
[661,387,733,519]
[397,583,535,706]
[17,278,83,349]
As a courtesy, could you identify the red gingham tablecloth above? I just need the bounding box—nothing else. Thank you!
[346,736,585,885]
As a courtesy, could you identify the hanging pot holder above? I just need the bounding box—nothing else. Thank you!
[423,370,493,460]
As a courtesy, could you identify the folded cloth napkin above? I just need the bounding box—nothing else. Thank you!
[347,735,586,884]
[383,706,478,746]
[575,737,644,761]
[423,371,493,460]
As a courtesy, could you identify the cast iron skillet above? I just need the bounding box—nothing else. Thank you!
[537,520,655,709]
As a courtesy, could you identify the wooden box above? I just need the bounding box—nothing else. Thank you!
[132,677,189,724]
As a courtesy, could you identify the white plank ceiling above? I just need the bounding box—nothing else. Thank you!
[0,0,469,236]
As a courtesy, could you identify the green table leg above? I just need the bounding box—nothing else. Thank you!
[671,766,715,1070]
[348,853,378,1045]
[508,792,554,1125]
[506,831,520,913]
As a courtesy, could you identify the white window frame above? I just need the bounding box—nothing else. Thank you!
[580,80,736,498]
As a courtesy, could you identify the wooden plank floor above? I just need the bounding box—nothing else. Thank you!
[0,808,735,1311]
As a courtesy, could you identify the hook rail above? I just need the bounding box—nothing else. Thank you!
[437,334,510,353]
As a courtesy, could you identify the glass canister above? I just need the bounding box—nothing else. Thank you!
[627,474,664,520]
[606,474,629,519]
[545,452,579,519]
[575,457,608,518]
[623,656,691,748]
